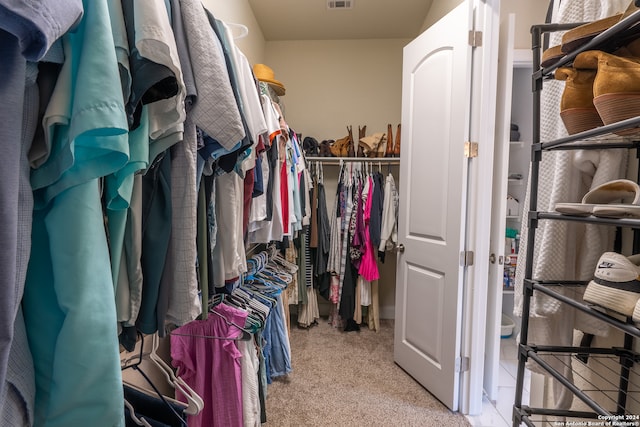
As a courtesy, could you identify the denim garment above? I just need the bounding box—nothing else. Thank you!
[263,294,291,383]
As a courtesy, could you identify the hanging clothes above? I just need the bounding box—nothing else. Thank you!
[378,172,399,255]
[369,171,385,259]
[316,161,393,331]
[247,95,285,244]
[5,0,309,424]
[170,303,248,427]
[179,0,244,151]
[358,175,380,281]
[313,167,332,300]
[23,0,131,424]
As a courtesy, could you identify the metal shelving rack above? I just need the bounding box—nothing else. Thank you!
[513,9,640,426]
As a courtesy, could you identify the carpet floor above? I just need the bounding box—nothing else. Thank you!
[264,317,471,427]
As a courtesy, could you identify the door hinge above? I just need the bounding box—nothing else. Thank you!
[455,356,470,373]
[464,141,478,158]
[460,250,474,267]
[468,31,482,47]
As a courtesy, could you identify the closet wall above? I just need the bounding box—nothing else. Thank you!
[263,39,406,140]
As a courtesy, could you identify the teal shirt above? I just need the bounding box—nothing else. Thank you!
[24,0,130,425]
[31,0,129,207]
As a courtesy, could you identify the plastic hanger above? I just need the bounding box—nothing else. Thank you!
[272,253,298,273]
[121,333,188,427]
[235,288,271,320]
[149,333,204,416]
[225,22,249,39]
[123,381,187,411]
[211,304,254,336]
[125,399,153,427]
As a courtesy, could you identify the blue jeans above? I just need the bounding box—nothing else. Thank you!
[263,294,291,383]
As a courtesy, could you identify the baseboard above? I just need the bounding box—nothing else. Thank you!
[380,305,395,320]
[308,301,395,320]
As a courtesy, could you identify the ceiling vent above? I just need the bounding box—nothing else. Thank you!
[327,0,353,10]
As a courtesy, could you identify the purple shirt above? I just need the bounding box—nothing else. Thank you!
[171,303,248,427]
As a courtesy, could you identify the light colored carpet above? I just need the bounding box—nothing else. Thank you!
[265,317,471,427]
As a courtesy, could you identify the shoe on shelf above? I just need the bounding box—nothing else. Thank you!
[555,178,640,218]
[393,123,401,157]
[385,123,394,158]
[633,297,640,323]
[555,66,603,134]
[584,251,640,317]
[358,125,367,157]
[540,2,640,67]
[542,45,566,69]
[346,125,355,157]
[330,126,354,157]
[573,49,640,135]
[320,139,335,157]
[561,12,635,54]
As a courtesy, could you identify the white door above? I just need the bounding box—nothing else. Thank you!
[394,0,502,412]
[393,1,474,412]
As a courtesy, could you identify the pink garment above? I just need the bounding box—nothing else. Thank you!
[358,177,380,281]
[329,274,340,304]
[170,303,248,427]
[280,159,289,234]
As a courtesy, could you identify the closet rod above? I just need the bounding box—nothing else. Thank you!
[305,157,400,165]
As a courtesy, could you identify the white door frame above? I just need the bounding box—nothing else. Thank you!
[484,13,516,403]
[459,0,502,415]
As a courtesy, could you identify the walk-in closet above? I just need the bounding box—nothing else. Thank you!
[9,1,640,427]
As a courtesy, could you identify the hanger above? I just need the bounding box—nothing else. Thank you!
[211,304,254,336]
[123,381,188,411]
[121,333,188,427]
[229,288,269,324]
[149,333,204,415]
[272,253,298,273]
[169,329,252,342]
[226,22,249,39]
[125,399,153,427]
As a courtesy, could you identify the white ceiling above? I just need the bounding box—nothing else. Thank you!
[247,0,434,41]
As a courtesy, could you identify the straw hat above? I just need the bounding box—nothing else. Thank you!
[253,63,286,96]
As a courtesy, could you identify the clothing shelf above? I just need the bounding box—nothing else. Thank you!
[531,212,640,228]
[513,9,640,426]
[526,280,640,337]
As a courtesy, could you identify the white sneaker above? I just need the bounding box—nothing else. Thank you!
[583,252,640,317]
